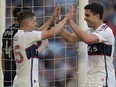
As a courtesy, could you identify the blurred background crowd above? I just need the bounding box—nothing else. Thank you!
[4,0,116,87]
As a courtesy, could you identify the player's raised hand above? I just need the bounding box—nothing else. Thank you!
[68,5,75,22]
[65,8,72,22]
[41,39,49,48]
[55,16,61,24]
[38,39,49,53]
[56,6,61,23]
[52,4,61,20]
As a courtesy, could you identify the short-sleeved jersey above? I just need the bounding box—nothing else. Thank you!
[86,23,116,87]
[2,24,18,86]
[13,30,42,87]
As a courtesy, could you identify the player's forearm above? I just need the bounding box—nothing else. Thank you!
[49,17,67,37]
[60,29,73,42]
[69,20,86,41]
[69,20,93,44]
[38,46,44,54]
[38,39,49,54]
[39,16,54,31]
[41,17,68,39]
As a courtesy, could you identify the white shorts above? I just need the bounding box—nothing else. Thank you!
[82,74,116,87]
[82,74,105,87]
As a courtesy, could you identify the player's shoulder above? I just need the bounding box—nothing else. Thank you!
[97,24,114,39]
[7,24,19,30]
[98,24,108,31]
[95,23,113,35]
[3,24,19,37]
[99,23,112,32]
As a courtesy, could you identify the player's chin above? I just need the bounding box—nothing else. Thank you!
[87,23,92,28]
[31,26,36,30]
[87,23,90,27]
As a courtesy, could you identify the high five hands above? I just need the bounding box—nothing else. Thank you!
[54,4,75,24]
[52,4,61,20]
[68,5,75,23]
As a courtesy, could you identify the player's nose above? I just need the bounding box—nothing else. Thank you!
[35,22,38,26]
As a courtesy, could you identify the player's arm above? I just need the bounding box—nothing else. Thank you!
[37,39,49,53]
[38,4,61,31]
[68,5,99,44]
[54,6,79,43]
[69,20,99,44]
[60,29,79,43]
[41,11,69,39]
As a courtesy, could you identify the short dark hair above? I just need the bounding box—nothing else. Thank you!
[17,10,36,27]
[84,2,104,19]
[13,5,31,20]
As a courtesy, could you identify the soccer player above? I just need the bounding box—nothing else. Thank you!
[2,5,31,87]
[59,3,116,87]
[13,5,70,87]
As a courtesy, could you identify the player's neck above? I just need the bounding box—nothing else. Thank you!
[94,20,103,30]
[20,26,30,30]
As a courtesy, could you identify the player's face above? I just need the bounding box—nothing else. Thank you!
[84,9,98,29]
[28,16,38,30]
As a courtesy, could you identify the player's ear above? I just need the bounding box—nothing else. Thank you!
[95,13,99,19]
[27,21,30,26]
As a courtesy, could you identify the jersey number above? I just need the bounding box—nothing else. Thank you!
[5,40,11,57]
[14,45,24,63]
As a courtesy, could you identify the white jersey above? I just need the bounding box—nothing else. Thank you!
[13,30,42,87]
[84,23,116,87]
